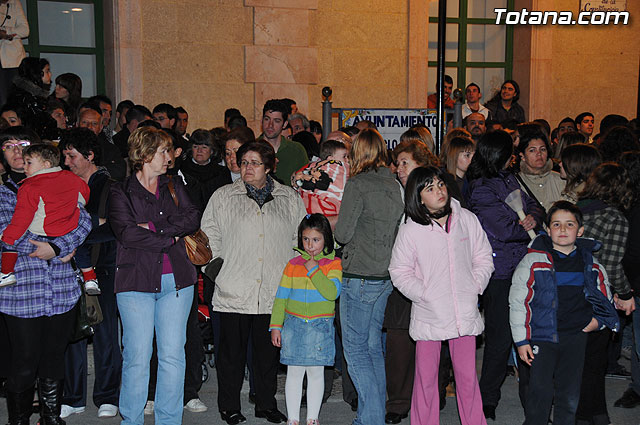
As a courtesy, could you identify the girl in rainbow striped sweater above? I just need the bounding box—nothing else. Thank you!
[270,214,342,425]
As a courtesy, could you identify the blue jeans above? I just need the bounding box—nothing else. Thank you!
[117,274,193,425]
[340,278,392,425]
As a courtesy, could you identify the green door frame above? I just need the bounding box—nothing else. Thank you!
[428,0,514,89]
[23,0,105,95]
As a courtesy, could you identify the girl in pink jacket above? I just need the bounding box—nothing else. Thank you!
[389,166,494,425]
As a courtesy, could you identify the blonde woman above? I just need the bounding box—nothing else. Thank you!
[335,129,404,425]
[110,127,201,425]
[400,126,435,153]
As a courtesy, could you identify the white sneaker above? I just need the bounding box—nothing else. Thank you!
[97,404,118,418]
[0,272,16,287]
[84,279,101,295]
[144,400,154,415]
[60,404,85,418]
[184,398,208,412]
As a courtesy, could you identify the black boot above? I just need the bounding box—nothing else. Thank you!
[37,378,65,425]
[6,386,34,425]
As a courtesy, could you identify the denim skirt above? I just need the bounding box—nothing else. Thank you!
[280,313,335,366]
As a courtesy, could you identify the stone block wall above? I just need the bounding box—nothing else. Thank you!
[115,0,638,134]
[136,0,255,131]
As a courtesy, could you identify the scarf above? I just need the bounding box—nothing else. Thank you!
[245,175,274,208]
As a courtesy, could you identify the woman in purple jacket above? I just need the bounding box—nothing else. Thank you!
[464,131,544,421]
[109,127,201,425]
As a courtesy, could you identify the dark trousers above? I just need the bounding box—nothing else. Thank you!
[606,310,627,371]
[524,332,587,425]
[148,283,203,404]
[0,310,9,379]
[212,311,256,398]
[63,269,121,408]
[2,306,76,392]
[216,312,279,412]
[576,329,611,424]
[479,278,513,408]
[385,328,415,415]
[334,298,357,403]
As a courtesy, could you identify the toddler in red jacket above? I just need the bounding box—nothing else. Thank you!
[0,144,94,291]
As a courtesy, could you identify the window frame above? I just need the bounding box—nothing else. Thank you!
[428,0,514,90]
[22,0,105,96]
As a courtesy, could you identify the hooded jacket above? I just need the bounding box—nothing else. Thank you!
[388,198,495,341]
[1,167,89,245]
[465,170,544,279]
[509,234,619,347]
[269,248,342,330]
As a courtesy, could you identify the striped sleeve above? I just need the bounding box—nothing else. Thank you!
[310,258,342,301]
[510,253,536,346]
[269,261,294,330]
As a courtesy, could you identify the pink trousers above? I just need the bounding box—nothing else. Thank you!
[411,335,486,425]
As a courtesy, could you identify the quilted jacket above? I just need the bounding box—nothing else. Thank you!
[509,234,619,346]
[201,178,307,314]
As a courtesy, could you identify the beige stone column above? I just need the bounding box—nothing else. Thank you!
[111,0,144,103]
[408,0,429,108]
[245,0,319,127]
[527,0,554,122]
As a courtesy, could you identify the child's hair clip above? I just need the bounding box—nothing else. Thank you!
[305,214,311,219]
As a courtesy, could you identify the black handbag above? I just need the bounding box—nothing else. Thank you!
[70,260,103,342]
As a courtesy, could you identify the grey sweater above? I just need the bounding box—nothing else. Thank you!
[335,167,404,278]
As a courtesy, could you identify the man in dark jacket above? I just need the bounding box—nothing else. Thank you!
[78,105,126,181]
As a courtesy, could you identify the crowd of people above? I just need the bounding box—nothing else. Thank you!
[0,54,639,425]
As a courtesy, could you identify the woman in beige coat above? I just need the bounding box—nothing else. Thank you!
[0,0,28,105]
[515,123,565,212]
[201,141,306,425]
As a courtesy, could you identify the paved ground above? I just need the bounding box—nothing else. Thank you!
[2,349,637,424]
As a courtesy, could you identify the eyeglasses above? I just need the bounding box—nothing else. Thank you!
[240,160,264,168]
[2,140,30,152]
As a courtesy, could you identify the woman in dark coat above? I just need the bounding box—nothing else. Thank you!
[6,57,58,140]
[464,130,543,420]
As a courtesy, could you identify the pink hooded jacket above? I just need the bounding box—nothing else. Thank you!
[389,199,494,341]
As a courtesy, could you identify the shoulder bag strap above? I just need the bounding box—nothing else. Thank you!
[167,175,179,207]
[514,172,546,213]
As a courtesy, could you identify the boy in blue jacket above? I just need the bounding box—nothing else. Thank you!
[509,201,619,425]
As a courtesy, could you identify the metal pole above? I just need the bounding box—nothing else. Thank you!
[453,88,464,128]
[321,86,333,142]
[637,59,639,119]
[435,0,447,155]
